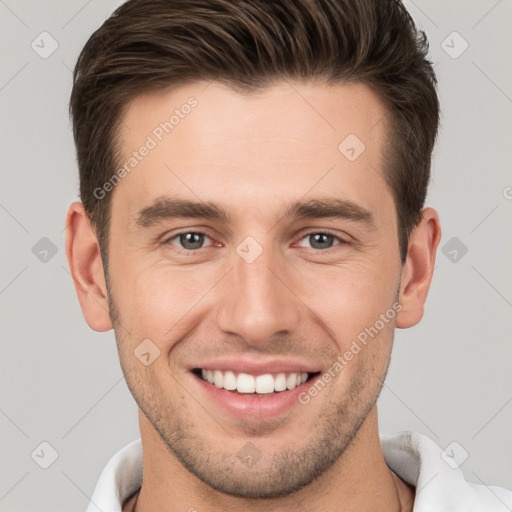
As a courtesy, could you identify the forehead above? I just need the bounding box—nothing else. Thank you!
[114,80,392,228]
[118,79,387,153]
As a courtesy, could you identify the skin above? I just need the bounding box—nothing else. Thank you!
[65,80,441,512]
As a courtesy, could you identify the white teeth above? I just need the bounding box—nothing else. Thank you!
[223,370,237,390]
[286,373,297,390]
[237,373,255,393]
[199,369,309,394]
[255,374,274,394]
[274,373,287,391]
[213,370,224,388]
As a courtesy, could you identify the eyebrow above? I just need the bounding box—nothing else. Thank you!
[135,196,376,230]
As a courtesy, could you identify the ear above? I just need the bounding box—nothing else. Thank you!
[65,201,113,332]
[395,207,442,329]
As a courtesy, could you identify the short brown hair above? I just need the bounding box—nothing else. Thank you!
[70,0,439,269]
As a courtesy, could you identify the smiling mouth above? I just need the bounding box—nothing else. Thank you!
[192,368,321,395]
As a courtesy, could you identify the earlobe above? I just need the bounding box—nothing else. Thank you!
[65,201,113,332]
[395,207,442,329]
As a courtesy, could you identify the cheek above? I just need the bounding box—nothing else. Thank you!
[293,261,394,346]
[111,260,213,345]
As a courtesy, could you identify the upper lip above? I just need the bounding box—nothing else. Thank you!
[189,357,320,375]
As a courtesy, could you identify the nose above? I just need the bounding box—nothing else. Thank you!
[215,241,301,348]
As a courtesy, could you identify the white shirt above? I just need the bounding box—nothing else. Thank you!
[84,431,512,511]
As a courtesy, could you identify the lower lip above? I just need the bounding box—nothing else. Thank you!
[191,372,320,421]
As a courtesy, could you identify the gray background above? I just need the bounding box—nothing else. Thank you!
[1,0,511,510]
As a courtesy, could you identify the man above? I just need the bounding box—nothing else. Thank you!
[65,0,512,510]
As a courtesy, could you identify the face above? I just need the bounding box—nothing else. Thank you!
[106,80,403,497]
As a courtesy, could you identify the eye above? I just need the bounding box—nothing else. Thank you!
[165,231,213,251]
[162,229,349,254]
[296,231,348,251]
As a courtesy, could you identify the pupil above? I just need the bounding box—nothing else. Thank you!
[181,232,203,250]
[310,233,333,249]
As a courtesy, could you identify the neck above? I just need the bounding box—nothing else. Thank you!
[126,407,415,512]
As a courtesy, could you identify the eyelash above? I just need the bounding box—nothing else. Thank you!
[162,229,350,255]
